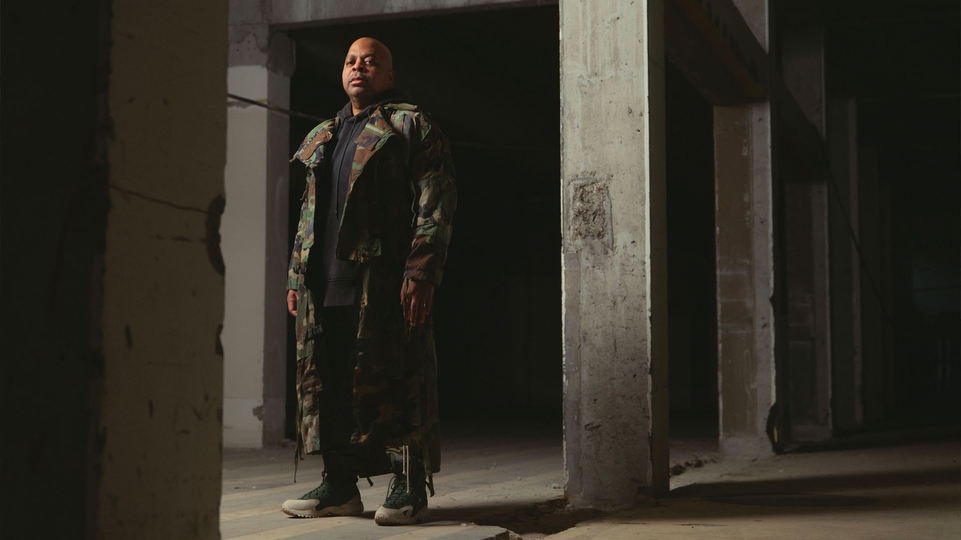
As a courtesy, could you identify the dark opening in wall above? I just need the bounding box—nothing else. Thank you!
[860,97,961,419]
[285,5,562,437]
[828,1,961,425]
[664,61,719,442]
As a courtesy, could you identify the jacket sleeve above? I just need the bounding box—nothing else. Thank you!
[287,184,308,291]
[287,119,335,291]
[404,115,457,286]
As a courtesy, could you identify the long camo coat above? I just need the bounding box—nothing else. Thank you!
[288,102,456,475]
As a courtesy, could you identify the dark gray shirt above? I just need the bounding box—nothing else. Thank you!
[317,102,368,306]
[310,91,411,307]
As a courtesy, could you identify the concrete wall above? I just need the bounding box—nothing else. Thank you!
[223,64,270,447]
[560,0,669,506]
[96,1,227,538]
[223,1,293,448]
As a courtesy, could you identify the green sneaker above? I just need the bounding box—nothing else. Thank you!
[374,463,430,525]
[281,472,363,518]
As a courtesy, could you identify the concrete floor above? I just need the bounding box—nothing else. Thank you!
[220,416,565,540]
[220,417,959,540]
[546,440,961,540]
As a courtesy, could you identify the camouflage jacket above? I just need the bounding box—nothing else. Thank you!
[288,102,456,291]
[288,102,456,475]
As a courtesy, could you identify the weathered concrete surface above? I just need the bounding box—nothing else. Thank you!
[560,0,669,507]
[711,0,781,457]
[98,0,227,538]
[272,0,552,27]
[222,2,293,448]
[543,440,961,539]
[714,103,777,456]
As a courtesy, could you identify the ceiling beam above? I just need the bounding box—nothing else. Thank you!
[272,0,556,28]
[666,0,833,181]
[665,0,769,105]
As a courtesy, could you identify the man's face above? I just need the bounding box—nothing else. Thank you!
[342,39,394,106]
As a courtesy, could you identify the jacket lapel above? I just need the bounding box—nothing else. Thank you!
[293,118,338,167]
[348,106,395,189]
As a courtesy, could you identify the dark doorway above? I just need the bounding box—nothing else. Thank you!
[664,61,719,456]
[825,2,961,431]
[284,5,562,439]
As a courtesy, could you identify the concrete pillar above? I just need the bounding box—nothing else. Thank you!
[858,145,885,423]
[713,0,779,455]
[780,21,833,441]
[784,178,833,441]
[826,98,863,430]
[714,103,777,454]
[222,3,293,448]
[560,0,669,507]
[98,0,227,537]
[877,163,897,413]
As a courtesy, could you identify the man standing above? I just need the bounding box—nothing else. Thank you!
[280,37,456,526]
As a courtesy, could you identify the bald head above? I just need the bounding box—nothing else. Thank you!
[353,37,392,70]
[342,37,395,114]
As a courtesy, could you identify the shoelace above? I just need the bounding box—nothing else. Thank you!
[384,475,410,506]
[403,445,410,494]
[303,472,331,498]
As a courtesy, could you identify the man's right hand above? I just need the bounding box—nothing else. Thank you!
[286,290,298,316]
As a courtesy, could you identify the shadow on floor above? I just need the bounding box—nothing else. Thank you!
[671,466,959,499]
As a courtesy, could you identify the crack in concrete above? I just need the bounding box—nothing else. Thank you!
[110,184,207,214]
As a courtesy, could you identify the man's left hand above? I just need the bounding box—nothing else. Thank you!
[401,280,435,327]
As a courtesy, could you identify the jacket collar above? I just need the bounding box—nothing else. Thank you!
[293,102,401,168]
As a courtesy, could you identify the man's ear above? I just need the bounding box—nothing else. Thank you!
[389,70,395,86]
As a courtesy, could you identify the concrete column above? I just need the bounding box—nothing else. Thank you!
[560,0,669,507]
[222,4,293,448]
[713,0,778,455]
[780,21,833,441]
[98,1,227,537]
[784,178,833,441]
[714,103,777,455]
[826,98,863,430]
[858,145,885,423]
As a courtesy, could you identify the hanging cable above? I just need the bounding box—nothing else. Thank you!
[227,93,327,123]
[815,134,898,333]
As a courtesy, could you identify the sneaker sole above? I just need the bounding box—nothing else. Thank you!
[374,506,430,526]
[281,496,363,518]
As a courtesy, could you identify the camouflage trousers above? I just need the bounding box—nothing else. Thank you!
[294,273,441,479]
[296,302,436,480]
[297,300,391,477]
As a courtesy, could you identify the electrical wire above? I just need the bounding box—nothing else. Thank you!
[227,93,327,123]
[817,136,899,333]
